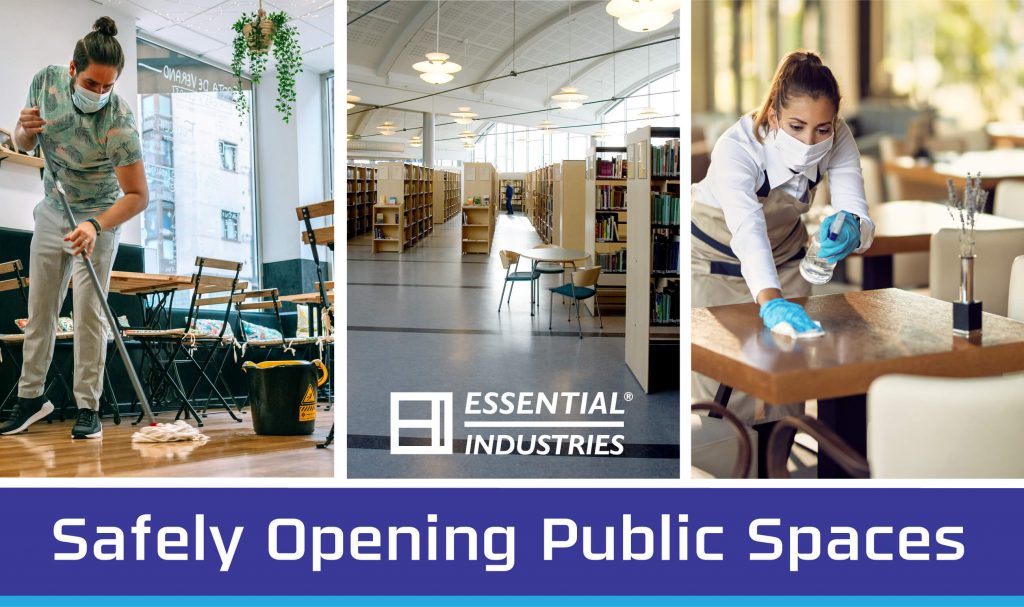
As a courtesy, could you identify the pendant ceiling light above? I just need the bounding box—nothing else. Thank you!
[552,1,588,110]
[463,141,475,149]
[605,0,678,33]
[450,106,478,124]
[409,134,423,147]
[413,0,462,84]
[458,129,476,141]
[593,126,607,139]
[378,120,396,136]
[346,89,360,109]
[635,30,658,123]
[537,118,554,130]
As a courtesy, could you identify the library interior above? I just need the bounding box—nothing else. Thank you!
[347,0,681,478]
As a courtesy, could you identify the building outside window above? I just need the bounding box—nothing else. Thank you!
[221,210,240,241]
[136,38,258,287]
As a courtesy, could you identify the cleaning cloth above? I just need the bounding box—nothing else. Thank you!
[770,320,825,339]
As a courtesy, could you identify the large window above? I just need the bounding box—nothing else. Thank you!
[882,0,1024,127]
[599,71,681,146]
[136,39,258,287]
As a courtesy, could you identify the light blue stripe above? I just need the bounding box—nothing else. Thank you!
[2,599,1024,607]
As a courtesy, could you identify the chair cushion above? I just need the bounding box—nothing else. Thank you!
[508,271,539,281]
[191,319,234,338]
[14,316,75,332]
[549,283,595,299]
[296,306,310,338]
[241,319,282,342]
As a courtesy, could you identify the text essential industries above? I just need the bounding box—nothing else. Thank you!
[51,514,965,573]
[463,392,626,456]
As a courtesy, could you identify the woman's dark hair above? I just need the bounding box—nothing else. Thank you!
[73,17,124,74]
[751,50,841,144]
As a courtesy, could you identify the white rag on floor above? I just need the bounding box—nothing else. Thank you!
[131,420,210,443]
[770,320,825,339]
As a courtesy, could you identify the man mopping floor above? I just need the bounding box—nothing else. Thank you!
[6,16,148,439]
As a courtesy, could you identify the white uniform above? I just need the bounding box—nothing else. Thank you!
[691,115,875,425]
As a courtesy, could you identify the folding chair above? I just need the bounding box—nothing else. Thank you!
[123,257,246,426]
[0,260,76,416]
[235,288,318,365]
[297,201,335,448]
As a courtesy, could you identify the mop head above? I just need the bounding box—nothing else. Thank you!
[131,420,209,443]
[771,320,825,339]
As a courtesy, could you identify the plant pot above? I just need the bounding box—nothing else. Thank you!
[244,10,276,53]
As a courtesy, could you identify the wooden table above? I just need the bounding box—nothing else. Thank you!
[520,247,590,316]
[884,151,1024,210]
[986,122,1024,147]
[691,289,1024,477]
[853,201,1024,289]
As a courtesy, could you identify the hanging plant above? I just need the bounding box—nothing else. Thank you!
[230,5,303,123]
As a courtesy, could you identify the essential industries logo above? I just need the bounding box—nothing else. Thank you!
[390,391,628,456]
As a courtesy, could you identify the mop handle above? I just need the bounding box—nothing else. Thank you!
[42,147,156,425]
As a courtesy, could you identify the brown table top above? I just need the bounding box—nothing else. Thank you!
[855,200,1024,257]
[103,272,194,295]
[883,158,1014,190]
[280,291,334,305]
[691,289,1024,404]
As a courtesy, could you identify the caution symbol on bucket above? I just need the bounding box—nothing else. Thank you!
[300,384,317,422]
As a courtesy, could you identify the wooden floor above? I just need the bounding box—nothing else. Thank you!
[0,405,334,477]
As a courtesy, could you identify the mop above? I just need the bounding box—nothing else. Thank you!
[39,135,158,431]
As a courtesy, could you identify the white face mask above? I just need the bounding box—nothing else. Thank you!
[773,126,833,172]
[72,81,112,113]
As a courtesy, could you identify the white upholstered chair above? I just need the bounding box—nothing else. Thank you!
[930,227,1024,317]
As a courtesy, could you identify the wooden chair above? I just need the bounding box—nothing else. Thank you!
[123,257,246,426]
[547,266,603,338]
[296,200,334,324]
[498,250,539,312]
[234,288,318,364]
[768,374,1024,479]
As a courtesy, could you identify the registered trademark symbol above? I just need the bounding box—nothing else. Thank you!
[624,392,633,402]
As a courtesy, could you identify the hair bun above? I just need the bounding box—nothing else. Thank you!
[94,16,118,37]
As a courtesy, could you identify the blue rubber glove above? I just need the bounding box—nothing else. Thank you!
[759,298,818,333]
[818,211,861,263]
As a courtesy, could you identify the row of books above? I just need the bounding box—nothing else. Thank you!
[651,139,680,177]
[375,211,401,224]
[596,185,627,210]
[596,249,627,273]
[652,280,680,324]
[597,156,628,179]
[596,217,624,242]
[651,193,680,225]
[652,234,680,274]
[465,195,491,206]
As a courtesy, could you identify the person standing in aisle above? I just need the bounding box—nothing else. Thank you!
[505,182,514,215]
[690,50,874,470]
[4,16,147,439]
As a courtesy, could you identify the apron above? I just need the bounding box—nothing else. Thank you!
[690,168,819,425]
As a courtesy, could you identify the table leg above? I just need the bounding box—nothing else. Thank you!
[816,394,867,479]
[861,255,894,290]
[531,260,536,316]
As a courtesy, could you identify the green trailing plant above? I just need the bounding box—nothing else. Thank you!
[231,8,302,123]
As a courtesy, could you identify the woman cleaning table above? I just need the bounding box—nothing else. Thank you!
[690,50,875,464]
[4,16,147,439]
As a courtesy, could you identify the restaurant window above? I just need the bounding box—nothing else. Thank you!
[136,38,258,287]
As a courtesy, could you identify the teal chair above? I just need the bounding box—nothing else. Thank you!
[498,250,539,312]
[548,266,603,339]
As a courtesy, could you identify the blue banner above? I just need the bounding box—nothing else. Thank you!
[3,488,1021,596]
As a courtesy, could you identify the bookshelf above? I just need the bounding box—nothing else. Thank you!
[526,164,555,244]
[373,162,434,253]
[625,126,680,393]
[554,160,586,250]
[584,146,628,314]
[347,165,376,239]
[433,169,462,224]
[462,162,498,255]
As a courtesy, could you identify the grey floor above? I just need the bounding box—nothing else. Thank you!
[347,212,680,478]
